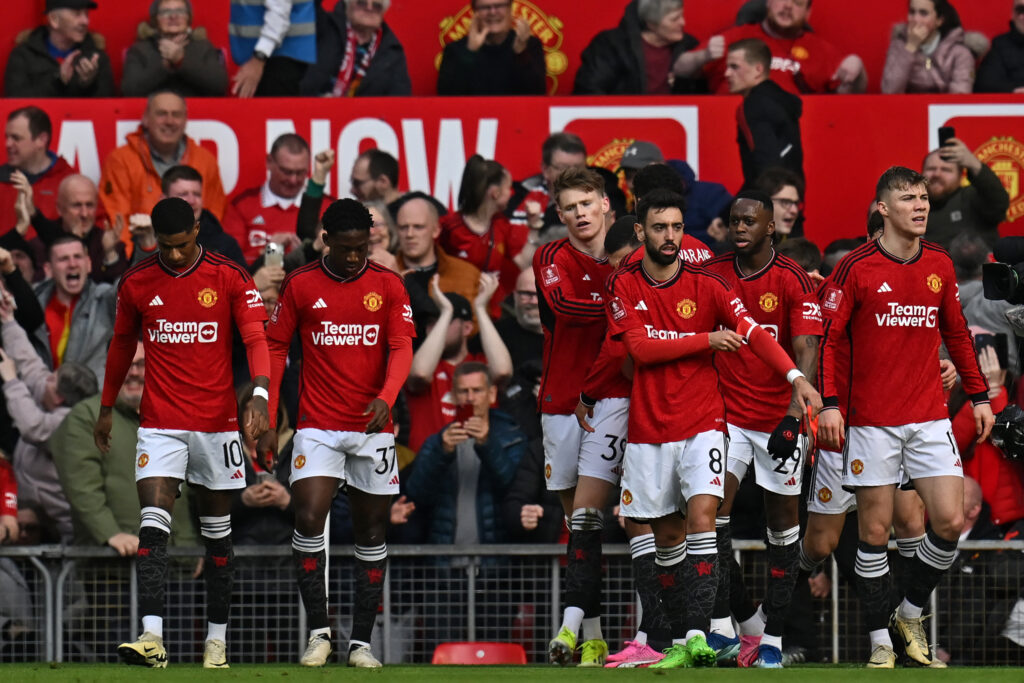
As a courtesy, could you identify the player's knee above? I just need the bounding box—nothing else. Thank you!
[931,513,964,541]
[805,532,837,562]
[293,508,326,537]
[859,521,891,546]
[354,524,387,548]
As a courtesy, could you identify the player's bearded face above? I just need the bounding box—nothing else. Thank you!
[642,208,683,266]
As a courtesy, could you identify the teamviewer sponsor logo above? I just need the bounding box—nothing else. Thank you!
[875,303,938,328]
[148,320,218,343]
[311,322,380,346]
[645,324,694,340]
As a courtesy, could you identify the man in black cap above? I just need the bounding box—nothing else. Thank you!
[4,0,114,97]
[618,140,665,194]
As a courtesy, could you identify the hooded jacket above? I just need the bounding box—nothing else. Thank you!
[99,126,227,245]
[299,4,410,96]
[737,79,804,188]
[976,20,1024,93]
[3,26,114,98]
[574,0,700,95]
[881,25,975,94]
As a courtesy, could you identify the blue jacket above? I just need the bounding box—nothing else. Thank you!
[405,410,527,545]
[229,0,316,65]
[667,159,733,246]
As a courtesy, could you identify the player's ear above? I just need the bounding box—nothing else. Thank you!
[634,222,645,243]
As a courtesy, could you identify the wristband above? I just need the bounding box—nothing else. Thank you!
[252,386,269,401]
[786,369,805,385]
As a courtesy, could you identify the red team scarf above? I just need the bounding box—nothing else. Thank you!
[332,26,382,97]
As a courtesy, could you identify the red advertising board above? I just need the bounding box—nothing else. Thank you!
[4,94,1023,249]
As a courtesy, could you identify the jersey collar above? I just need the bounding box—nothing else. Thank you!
[733,249,777,280]
[156,245,205,278]
[640,259,683,288]
[320,256,369,283]
[874,239,922,265]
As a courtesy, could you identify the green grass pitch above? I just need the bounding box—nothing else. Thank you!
[6,664,1024,683]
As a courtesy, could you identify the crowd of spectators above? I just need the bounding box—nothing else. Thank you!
[4,0,1024,98]
[0,0,1021,666]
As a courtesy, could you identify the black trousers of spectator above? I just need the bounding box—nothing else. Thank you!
[256,57,309,97]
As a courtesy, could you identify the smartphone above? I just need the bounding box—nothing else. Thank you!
[256,471,274,484]
[938,126,956,148]
[0,167,12,184]
[974,332,1009,369]
[264,242,284,269]
[455,404,474,423]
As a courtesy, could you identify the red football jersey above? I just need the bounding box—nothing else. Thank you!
[701,24,844,95]
[222,186,332,264]
[534,239,613,415]
[405,352,485,452]
[113,248,266,431]
[820,240,988,427]
[439,212,527,318]
[624,236,714,267]
[266,259,415,432]
[607,260,754,444]
[704,251,822,432]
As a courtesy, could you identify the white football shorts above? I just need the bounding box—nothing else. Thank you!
[136,428,247,490]
[807,447,856,515]
[542,398,629,491]
[619,429,727,520]
[726,424,805,495]
[290,429,400,496]
[842,419,962,488]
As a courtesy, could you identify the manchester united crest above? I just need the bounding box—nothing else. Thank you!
[294,455,307,470]
[817,487,832,503]
[851,459,864,475]
[622,489,633,505]
[759,292,779,313]
[975,136,1024,222]
[363,292,383,312]
[137,453,149,468]
[926,274,943,294]
[676,299,697,319]
[544,463,552,479]
[197,287,218,308]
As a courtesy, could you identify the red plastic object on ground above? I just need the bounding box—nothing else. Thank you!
[432,642,527,665]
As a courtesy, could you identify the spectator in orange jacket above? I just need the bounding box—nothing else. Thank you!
[98,91,225,246]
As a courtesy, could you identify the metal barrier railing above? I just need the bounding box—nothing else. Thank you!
[0,541,1020,665]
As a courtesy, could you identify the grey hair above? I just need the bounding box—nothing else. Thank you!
[149,0,193,25]
[363,200,398,253]
[55,362,98,407]
[637,0,683,27]
[345,0,392,11]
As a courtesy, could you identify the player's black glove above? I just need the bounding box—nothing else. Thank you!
[767,415,801,461]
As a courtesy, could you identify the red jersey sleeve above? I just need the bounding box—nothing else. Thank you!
[265,274,300,426]
[229,268,268,329]
[788,269,824,339]
[606,275,643,338]
[534,245,605,324]
[939,264,989,404]
[818,272,856,409]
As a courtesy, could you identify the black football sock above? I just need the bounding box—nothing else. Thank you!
[763,525,801,639]
[630,533,670,648]
[712,517,733,625]
[352,544,387,646]
[903,529,957,614]
[565,508,603,626]
[854,541,892,634]
[292,530,329,633]
[683,532,718,636]
[655,541,687,641]
[728,553,757,623]
[200,516,234,629]
[137,521,170,621]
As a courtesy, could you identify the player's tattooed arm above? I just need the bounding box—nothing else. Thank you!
[786,334,820,418]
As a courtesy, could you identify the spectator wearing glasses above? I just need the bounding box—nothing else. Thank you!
[437,0,547,96]
[299,0,410,96]
[121,0,228,97]
[754,168,805,239]
[4,0,114,98]
[975,0,1024,93]
[349,149,401,206]
[223,133,317,265]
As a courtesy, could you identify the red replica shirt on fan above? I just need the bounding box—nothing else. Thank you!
[701,24,844,95]
[606,260,753,444]
[222,185,332,264]
[704,251,822,432]
[534,239,613,415]
[440,212,528,317]
[266,259,415,432]
[405,352,485,452]
[820,240,988,427]
[113,248,266,431]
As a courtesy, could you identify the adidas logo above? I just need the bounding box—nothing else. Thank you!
[954,458,962,468]
[784,477,797,486]
[388,475,400,486]
[149,295,164,306]
[634,300,649,311]
[877,282,893,293]
[582,274,591,281]
[230,470,244,480]
[312,298,327,309]
[252,215,265,225]
[710,476,721,486]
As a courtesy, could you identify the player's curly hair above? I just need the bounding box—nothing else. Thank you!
[321,198,372,235]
